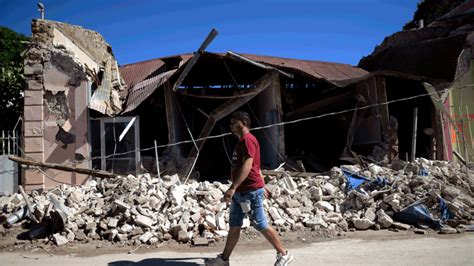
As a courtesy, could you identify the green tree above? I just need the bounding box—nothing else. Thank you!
[404,0,466,30]
[0,26,29,131]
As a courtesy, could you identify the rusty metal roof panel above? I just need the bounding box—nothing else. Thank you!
[120,58,166,88]
[239,53,368,86]
[120,55,193,113]
[120,52,369,112]
[122,69,177,113]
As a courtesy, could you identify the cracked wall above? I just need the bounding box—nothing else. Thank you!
[23,19,124,191]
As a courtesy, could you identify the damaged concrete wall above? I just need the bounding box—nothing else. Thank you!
[447,33,474,163]
[23,20,124,191]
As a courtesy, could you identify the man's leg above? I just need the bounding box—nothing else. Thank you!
[260,226,286,255]
[222,226,241,260]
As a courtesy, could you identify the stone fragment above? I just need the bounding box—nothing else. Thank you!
[315,201,333,212]
[392,222,410,230]
[53,233,68,246]
[353,218,374,230]
[322,183,337,196]
[376,209,393,228]
[305,216,328,228]
[439,227,457,234]
[192,237,209,246]
[364,207,376,222]
[75,230,87,241]
[135,215,154,228]
[177,230,190,243]
[108,218,119,228]
[286,208,302,217]
[139,232,154,243]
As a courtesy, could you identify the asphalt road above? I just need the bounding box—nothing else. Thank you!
[1,234,473,265]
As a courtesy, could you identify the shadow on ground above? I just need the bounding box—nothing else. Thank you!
[108,257,204,266]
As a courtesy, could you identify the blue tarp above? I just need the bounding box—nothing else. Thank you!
[342,168,388,191]
[394,202,443,229]
[342,169,370,191]
[438,197,451,222]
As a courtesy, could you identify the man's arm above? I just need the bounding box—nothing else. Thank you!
[224,157,253,203]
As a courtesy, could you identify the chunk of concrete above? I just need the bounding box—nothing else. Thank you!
[352,218,374,230]
[53,233,69,246]
[376,209,393,228]
[315,201,334,212]
[134,215,154,228]
[392,222,410,230]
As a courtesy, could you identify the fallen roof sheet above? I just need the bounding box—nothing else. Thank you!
[122,69,177,113]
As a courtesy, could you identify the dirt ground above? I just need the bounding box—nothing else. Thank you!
[1,226,473,265]
[0,222,468,257]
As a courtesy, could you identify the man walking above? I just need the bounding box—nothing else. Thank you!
[206,111,293,266]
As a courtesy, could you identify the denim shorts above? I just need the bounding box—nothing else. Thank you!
[229,187,269,231]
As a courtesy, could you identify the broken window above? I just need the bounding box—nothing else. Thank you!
[90,117,140,174]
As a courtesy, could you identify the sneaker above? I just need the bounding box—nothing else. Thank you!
[275,251,293,266]
[205,254,229,266]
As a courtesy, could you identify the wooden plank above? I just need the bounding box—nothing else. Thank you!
[180,71,277,177]
[172,29,218,91]
[9,155,118,178]
[273,74,285,156]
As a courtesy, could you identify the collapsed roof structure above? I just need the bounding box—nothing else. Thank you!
[17,1,474,191]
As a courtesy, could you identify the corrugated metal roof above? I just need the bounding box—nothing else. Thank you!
[239,53,369,86]
[123,69,177,113]
[119,52,369,113]
[120,58,166,90]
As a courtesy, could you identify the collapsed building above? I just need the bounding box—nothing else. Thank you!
[18,2,473,192]
[0,0,472,248]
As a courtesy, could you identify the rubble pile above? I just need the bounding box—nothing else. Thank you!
[1,158,473,246]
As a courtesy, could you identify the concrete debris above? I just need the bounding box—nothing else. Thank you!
[352,218,375,230]
[52,233,68,246]
[0,158,473,246]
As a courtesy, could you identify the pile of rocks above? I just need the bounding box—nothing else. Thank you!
[1,158,473,246]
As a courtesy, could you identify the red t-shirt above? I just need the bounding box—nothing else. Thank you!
[231,133,265,192]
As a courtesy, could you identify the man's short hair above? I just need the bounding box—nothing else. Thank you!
[231,111,251,128]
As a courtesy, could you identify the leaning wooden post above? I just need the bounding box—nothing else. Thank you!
[154,140,161,179]
[411,107,418,162]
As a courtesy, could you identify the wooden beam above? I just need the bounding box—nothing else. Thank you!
[180,70,277,177]
[9,155,118,178]
[286,90,356,119]
[172,29,218,91]
[376,76,389,139]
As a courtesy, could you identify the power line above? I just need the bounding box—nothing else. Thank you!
[62,87,451,165]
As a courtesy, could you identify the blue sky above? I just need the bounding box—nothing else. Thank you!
[0,0,418,66]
